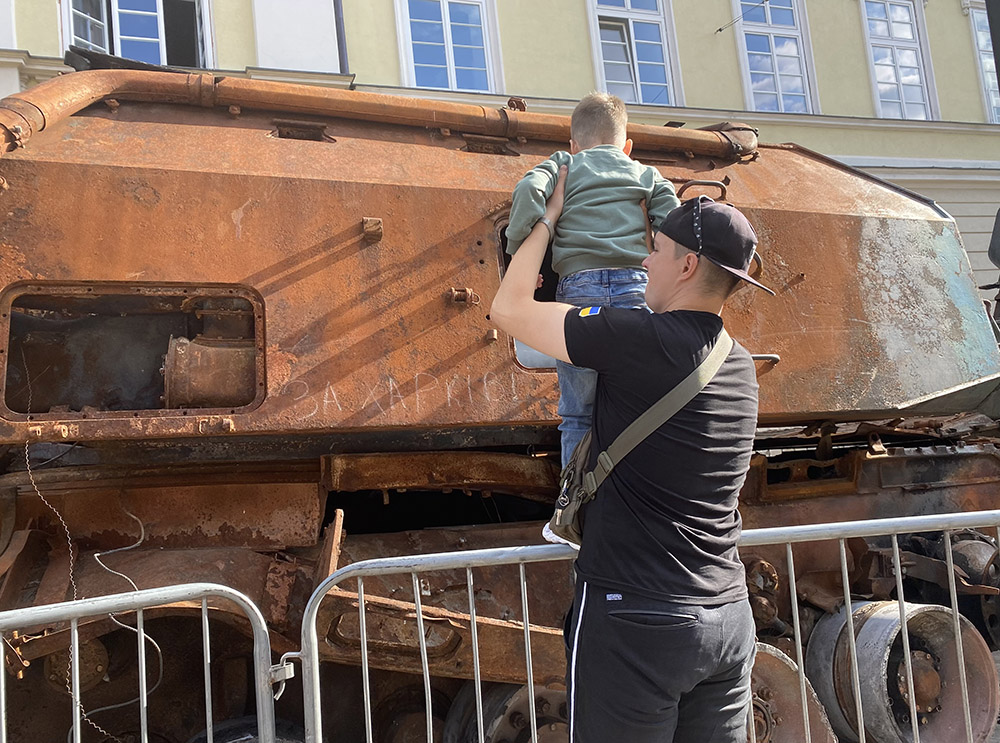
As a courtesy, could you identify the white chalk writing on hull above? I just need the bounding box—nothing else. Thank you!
[277,371,528,418]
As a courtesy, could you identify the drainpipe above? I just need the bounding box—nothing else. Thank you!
[333,0,349,75]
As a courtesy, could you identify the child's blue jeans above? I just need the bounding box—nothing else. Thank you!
[556,267,648,467]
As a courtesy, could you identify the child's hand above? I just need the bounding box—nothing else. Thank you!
[536,274,544,289]
[543,165,568,222]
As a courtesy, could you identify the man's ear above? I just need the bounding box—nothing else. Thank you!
[681,252,700,281]
[622,138,633,157]
[569,139,580,154]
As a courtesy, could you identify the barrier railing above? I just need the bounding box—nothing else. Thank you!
[0,583,277,743]
[287,508,1000,743]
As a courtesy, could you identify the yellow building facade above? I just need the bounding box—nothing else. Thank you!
[1,0,998,286]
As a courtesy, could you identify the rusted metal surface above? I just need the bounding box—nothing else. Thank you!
[0,72,993,445]
[751,643,836,743]
[322,451,559,501]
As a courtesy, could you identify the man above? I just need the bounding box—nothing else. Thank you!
[491,166,774,743]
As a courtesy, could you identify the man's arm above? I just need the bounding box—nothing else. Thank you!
[492,166,573,363]
[505,152,571,254]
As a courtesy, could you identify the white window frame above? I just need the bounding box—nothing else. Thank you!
[731,0,819,114]
[60,0,217,68]
[858,0,940,120]
[394,0,504,94]
[585,0,684,107]
[967,3,999,124]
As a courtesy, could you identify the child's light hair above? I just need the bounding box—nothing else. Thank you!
[570,93,628,149]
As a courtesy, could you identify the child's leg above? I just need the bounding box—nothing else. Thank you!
[555,270,610,468]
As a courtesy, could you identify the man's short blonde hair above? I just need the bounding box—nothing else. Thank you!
[571,92,628,148]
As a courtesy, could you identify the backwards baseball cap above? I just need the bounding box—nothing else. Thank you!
[656,196,775,296]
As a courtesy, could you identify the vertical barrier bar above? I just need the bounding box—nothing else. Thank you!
[466,568,486,743]
[201,599,214,743]
[839,539,865,743]
[0,635,6,743]
[358,577,374,743]
[137,608,149,743]
[784,543,811,743]
[71,618,82,743]
[519,563,538,743]
[891,536,921,743]
[943,535,974,743]
[411,573,434,743]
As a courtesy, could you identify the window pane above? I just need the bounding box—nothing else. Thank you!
[770,8,795,27]
[605,62,634,82]
[878,82,900,100]
[638,62,667,84]
[409,0,443,22]
[904,102,927,119]
[415,64,449,87]
[899,66,921,85]
[640,84,670,104]
[598,0,627,6]
[455,67,489,90]
[448,2,481,25]
[742,5,767,24]
[866,1,888,20]
[773,36,799,56]
[411,19,445,43]
[891,22,914,40]
[875,65,897,83]
[602,41,630,63]
[776,55,801,75]
[751,72,777,92]
[118,0,157,10]
[635,41,664,63]
[753,92,780,110]
[450,23,483,45]
[120,38,162,64]
[412,42,447,65]
[453,45,486,68]
[630,0,658,10]
[118,12,160,39]
[745,33,771,53]
[600,23,627,43]
[896,48,917,67]
[902,84,924,103]
[74,0,105,19]
[780,74,804,93]
[749,53,773,73]
[782,94,807,112]
[868,19,890,37]
[632,21,661,43]
[73,14,107,49]
[872,46,894,65]
[881,100,903,118]
[608,81,637,102]
[770,0,792,7]
[889,3,911,22]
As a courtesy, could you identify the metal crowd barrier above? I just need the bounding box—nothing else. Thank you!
[0,583,277,743]
[288,508,1000,743]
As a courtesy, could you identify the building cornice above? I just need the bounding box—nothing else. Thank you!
[0,49,72,91]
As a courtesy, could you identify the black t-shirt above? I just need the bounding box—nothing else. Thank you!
[564,306,757,605]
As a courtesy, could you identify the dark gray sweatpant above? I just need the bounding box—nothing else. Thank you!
[564,579,755,743]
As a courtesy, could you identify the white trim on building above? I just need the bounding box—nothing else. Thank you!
[585,0,684,107]
[967,4,999,124]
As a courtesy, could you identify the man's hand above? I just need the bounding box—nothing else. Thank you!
[491,166,572,364]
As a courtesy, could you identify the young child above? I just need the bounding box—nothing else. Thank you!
[505,92,680,467]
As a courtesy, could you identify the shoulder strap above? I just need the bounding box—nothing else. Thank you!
[583,329,734,496]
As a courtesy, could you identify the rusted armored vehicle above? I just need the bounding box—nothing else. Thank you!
[1,58,1000,743]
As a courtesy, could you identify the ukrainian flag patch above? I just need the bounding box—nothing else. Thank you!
[579,306,601,317]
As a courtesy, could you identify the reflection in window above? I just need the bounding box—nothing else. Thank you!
[737,0,811,113]
[972,9,999,124]
[863,0,930,119]
[595,0,673,105]
[407,0,491,91]
[67,0,209,67]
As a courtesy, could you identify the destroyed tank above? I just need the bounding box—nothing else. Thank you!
[1,59,1000,743]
